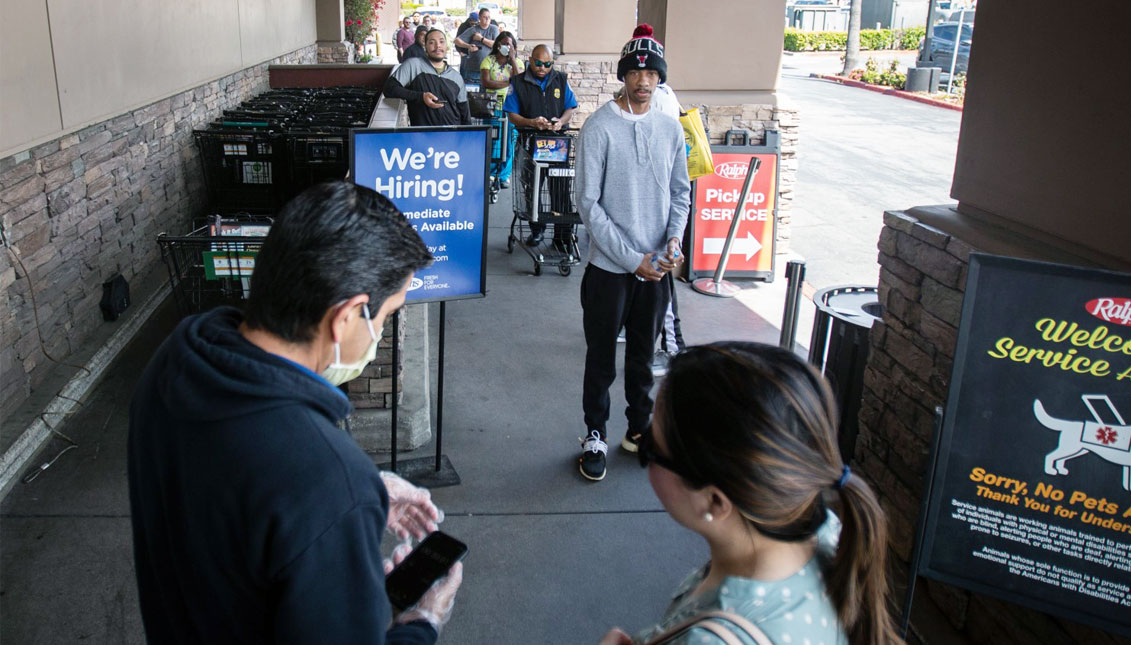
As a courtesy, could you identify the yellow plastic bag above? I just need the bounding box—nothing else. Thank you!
[679,107,714,180]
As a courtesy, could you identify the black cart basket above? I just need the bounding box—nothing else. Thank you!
[157,215,272,316]
[507,129,582,276]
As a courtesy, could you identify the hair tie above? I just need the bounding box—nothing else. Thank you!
[834,465,851,490]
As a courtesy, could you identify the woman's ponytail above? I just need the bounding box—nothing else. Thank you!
[828,473,903,644]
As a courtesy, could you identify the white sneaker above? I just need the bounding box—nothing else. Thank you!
[578,431,608,481]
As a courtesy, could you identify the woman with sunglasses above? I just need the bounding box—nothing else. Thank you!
[602,342,902,645]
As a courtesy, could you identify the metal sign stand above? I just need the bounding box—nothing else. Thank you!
[378,305,461,488]
[899,406,946,639]
[692,156,761,298]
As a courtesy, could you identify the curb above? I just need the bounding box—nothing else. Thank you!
[0,284,170,499]
[809,73,963,112]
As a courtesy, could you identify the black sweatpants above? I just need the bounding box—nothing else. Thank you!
[581,264,670,439]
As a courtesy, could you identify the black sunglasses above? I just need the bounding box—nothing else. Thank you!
[637,429,703,483]
[532,60,554,68]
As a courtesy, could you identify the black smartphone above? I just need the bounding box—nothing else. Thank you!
[385,531,468,610]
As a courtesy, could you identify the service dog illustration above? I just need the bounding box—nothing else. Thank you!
[1034,395,1131,491]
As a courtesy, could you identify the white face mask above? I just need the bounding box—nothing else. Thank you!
[321,304,379,386]
[498,45,511,57]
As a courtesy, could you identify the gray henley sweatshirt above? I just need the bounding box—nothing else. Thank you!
[576,101,691,274]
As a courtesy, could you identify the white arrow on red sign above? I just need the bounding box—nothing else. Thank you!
[702,233,762,261]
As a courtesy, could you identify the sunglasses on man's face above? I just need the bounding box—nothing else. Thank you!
[532,60,554,68]
[637,429,702,483]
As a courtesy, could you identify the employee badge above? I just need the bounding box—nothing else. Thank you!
[554,88,561,99]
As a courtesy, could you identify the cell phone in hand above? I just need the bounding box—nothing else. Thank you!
[385,531,468,611]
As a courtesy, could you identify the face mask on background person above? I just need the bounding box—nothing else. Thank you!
[499,45,511,57]
[321,304,379,386]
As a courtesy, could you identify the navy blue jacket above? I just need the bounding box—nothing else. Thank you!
[128,307,435,644]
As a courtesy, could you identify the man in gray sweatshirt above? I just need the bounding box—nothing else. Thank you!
[575,31,690,481]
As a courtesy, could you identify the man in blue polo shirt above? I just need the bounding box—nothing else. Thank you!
[504,44,579,247]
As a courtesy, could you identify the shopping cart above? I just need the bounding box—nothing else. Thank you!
[157,215,272,316]
[467,91,510,204]
[507,129,581,276]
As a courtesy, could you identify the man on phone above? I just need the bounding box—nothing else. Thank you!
[384,28,471,126]
[503,44,579,247]
[574,32,690,481]
[128,182,463,643]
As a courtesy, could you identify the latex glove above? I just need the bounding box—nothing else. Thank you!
[396,562,464,635]
[382,541,414,575]
[380,471,441,540]
[598,628,633,645]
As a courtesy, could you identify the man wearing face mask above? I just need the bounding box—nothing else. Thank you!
[128,182,463,644]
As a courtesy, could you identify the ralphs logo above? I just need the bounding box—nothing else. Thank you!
[408,277,424,291]
[714,161,748,180]
[1086,297,1131,326]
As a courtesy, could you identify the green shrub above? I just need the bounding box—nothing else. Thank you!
[857,58,906,89]
[859,29,892,50]
[897,26,926,50]
[784,27,924,52]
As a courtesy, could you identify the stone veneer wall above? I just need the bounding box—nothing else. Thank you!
[0,45,317,421]
[859,210,1128,645]
[554,58,798,251]
[346,317,402,410]
[318,40,355,64]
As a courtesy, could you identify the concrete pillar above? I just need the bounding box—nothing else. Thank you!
[520,0,556,47]
[375,1,401,60]
[639,0,786,105]
[315,0,352,63]
[555,0,636,55]
[315,0,345,42]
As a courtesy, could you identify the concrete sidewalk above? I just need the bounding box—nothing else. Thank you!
[0,185,806,643]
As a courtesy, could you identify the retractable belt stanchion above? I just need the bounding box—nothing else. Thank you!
[779,260,806,350]
[691,156,761,298]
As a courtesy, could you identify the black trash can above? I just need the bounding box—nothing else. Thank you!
[808,286,883,464]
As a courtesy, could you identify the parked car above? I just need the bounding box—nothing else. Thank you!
[417,8,446,19]
[476,2,501,14]
[922,20,974,75]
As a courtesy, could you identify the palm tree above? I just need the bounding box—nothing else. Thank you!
[841,0,862,76]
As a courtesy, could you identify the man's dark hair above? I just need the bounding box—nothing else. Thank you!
[244,182,432,343]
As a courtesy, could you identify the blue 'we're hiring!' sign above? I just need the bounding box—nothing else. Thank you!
[351,127,489,303]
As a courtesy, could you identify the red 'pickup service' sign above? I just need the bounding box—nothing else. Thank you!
[690,152,777,276]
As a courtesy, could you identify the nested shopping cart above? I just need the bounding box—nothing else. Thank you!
[508,129,581,276]
[467,90,511,204]
[157,215,272,316]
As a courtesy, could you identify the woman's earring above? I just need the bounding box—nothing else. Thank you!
[702,512,714,523]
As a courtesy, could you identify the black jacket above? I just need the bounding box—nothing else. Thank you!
[384,58,471,126]
[402,43,427,61]
[508,68,571,121]
[128,307,435,644]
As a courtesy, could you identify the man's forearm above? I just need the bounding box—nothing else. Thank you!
[383,77,423,102]
[507,113,536,128]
